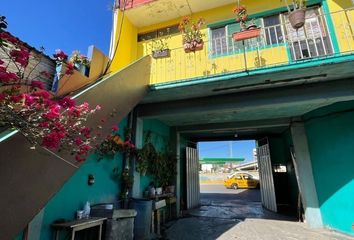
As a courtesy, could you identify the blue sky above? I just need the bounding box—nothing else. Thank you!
[1,0,114,56]
[198,140,256,162]
[1,2,257,162]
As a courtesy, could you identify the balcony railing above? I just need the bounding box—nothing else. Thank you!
[149,8,354,85]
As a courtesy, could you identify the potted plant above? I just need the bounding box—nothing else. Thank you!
[150,30,171,59]
[69,50,90,76]
[178,16,205,53]
[232,5,261,41]
[136,143,156,176]
[120,167,134,209]
[283,0,306,30]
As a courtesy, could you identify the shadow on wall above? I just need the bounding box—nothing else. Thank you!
[332,0,354,9]
[304,101,354,235]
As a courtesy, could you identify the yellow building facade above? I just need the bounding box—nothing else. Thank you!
[110,0,354,85]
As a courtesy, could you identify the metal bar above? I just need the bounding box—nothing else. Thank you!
[309,20,320,57]
[242,40,247,71]
[316,16,328,55]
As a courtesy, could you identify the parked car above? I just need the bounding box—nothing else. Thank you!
[224,172,260,189]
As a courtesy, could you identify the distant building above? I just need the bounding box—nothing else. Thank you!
[199,157,244,173]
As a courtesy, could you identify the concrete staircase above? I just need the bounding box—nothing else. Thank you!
[0,56,151,240]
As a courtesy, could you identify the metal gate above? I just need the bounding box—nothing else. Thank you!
[257,141,277,212]
[186,147,200,209]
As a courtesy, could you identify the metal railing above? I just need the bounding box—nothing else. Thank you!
[149,8,354,84]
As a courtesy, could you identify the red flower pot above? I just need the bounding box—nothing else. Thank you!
[232,28,261,41]
[183,40,204,53]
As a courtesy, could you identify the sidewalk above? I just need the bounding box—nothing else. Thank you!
[163,186,353,240]
[164,216,353,240]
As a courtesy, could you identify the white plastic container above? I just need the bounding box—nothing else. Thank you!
[83,201,91,218]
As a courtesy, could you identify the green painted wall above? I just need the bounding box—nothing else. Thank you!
[283,130,299,211]
[305,101,354,235]
[23,119,128,240]
[139,119,171,194]
[179,135,188,208]
[269,137,287,165]
[268,135,299,214]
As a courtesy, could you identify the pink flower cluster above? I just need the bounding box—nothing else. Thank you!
[0,30,102,162]
[53,49,68,61]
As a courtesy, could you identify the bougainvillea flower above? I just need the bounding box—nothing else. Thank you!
[32,91,51,99]
[112,125,119,132]
[58,96,76,108]
[80,127,91,138]
[10,48,29,67]
[0,32,19,44]
[53,49,68,61]
[65,62,74,75]
[1,26,100,163]
[42,132,65,149]
[24,94,34,106]
[74,137,83,146]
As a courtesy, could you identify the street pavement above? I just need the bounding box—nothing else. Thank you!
[163,184,354,240]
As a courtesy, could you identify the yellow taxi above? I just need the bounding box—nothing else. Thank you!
[224,172,260,189]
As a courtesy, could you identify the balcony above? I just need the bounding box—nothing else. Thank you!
[148,8,354,85]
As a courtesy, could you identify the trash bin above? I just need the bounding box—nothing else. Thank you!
[129,199,152,240]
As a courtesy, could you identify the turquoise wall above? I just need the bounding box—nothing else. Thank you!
[139,119,171,194]
[268,134,298,214]
[25,119,128,240]
[305,101,354,235]
[179,135,188,208]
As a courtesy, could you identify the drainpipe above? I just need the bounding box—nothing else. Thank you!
[109,1,120,60]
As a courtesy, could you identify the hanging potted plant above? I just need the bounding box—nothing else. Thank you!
[69,50,90,76]
[232,5,261,42]
[283,0,306,30]
[150,29,171,59]
[178,16,205,53]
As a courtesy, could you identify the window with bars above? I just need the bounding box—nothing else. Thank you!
[138,25,179,42]
[283,7,333,60]
[209,17,278,57]
[263,15,284,45]
[210,27,228,55]
[208,6,333,61]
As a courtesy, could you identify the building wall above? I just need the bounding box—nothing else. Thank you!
[326,0,354,53]
[139,119,171,194]
[15,119,128,240]
[305,101,354,235]
[111,0,354,85]
[179,135,188,210]
[0,40,56,90]
[137,2,288,84]
[268,134,299,214]
[109,10,138,73]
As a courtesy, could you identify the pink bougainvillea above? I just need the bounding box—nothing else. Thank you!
[0,17,101,161]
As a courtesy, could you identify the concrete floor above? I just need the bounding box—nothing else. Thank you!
[163,185,354,240]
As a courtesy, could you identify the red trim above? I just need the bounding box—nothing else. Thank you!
[120,0,156,10]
